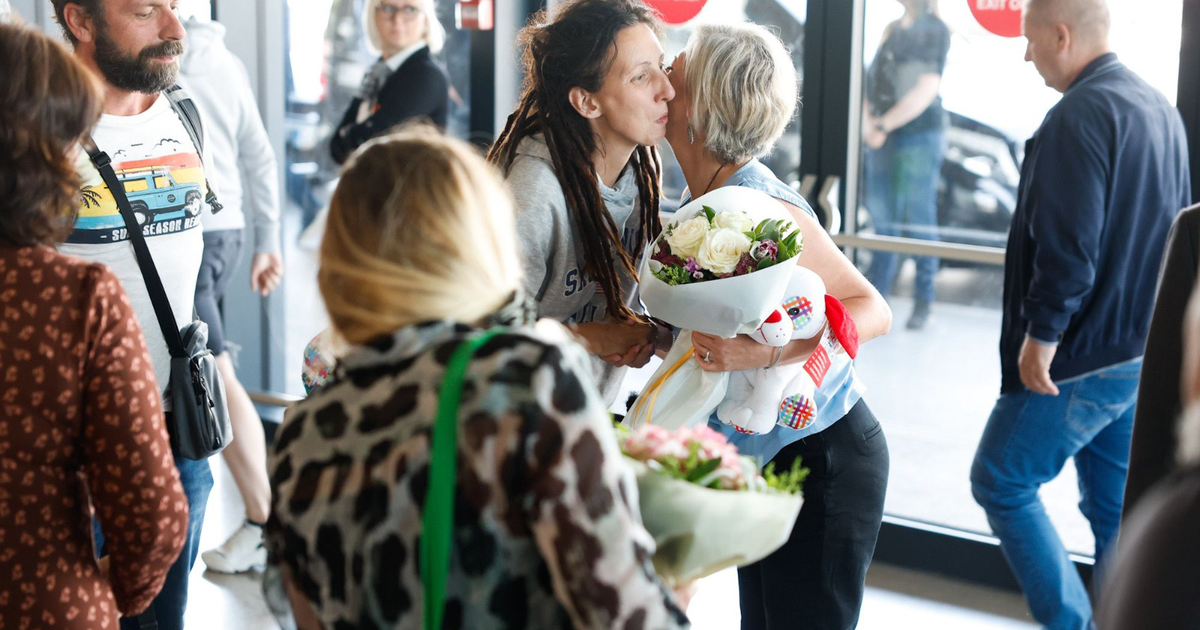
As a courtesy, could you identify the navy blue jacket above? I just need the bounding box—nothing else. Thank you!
[1000,53,1191,394]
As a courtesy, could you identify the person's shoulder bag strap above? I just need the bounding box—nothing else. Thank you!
[421,326,505,630]
[164,84,223,214]
[81,135,187,359]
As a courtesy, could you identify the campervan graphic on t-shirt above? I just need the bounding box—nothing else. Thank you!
[69,124,207,244]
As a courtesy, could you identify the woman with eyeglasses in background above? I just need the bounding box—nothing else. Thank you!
[329,0,450,164]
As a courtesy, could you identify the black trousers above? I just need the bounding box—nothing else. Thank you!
[738,400,889,630]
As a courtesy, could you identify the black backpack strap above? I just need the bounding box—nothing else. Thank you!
[164,84,223,214]
[82,135,188,359]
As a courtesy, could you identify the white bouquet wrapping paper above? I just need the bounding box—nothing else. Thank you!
[625,330,727,430]
[629,459,803,585]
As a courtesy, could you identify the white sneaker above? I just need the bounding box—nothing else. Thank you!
[202,521,267,573]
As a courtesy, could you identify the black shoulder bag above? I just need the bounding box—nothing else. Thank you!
[82,134,232,460]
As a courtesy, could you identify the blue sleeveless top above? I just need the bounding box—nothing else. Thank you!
[684,159,867,465]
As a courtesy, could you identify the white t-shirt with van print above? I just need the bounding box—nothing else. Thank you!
[60,95,207,400]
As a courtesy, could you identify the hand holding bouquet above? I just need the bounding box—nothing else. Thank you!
[617,423,806,585]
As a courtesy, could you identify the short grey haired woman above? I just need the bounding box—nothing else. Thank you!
[329,0,450,163]
[664,22,892,629]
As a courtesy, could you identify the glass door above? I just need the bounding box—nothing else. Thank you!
[828,0,1183,556]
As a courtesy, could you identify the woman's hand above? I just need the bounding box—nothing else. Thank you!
[651,321,675,358]
[604,340,657,368]
[574,320,658,367]
[691,330,824,373]
[604,321,676,366]
[690,332,774,372]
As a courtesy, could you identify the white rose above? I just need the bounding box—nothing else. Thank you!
[712,211,755,234]
[696,228,752,274]
[665,216,710,258]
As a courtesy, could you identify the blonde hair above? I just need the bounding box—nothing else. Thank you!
[363,0,446,55]
[319,125,521,345]
[684,23,798,163]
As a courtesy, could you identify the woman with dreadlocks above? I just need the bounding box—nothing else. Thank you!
[488,0,675,409]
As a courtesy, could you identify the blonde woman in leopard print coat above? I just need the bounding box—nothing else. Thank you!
[267,127,690,630]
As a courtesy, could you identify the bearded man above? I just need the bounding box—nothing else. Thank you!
[52,2,218,628]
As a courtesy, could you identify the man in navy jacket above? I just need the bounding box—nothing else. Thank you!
[969,0,1190,628]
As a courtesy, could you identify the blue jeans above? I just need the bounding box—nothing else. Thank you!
[970,360,1140,630]
[96,454,213,630]
[863,128,945,304]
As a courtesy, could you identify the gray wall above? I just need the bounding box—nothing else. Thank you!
[213,0,288,393]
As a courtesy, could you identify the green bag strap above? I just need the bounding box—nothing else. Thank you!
[421,326,505,630]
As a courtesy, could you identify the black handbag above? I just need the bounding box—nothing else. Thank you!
[82,135,232,460]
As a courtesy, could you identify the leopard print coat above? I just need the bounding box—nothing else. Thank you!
[267,305,689,630]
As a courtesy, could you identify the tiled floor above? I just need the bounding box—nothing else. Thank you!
[183,457,1037,629]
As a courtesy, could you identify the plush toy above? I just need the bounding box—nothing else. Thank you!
[716,267,859,435]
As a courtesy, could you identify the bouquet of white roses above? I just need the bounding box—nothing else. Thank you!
[626,187,804,431]
[639,187,802,336]
[648,205,801,286]
[618,423,806,585]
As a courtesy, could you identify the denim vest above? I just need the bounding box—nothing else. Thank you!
[686,159,867,464]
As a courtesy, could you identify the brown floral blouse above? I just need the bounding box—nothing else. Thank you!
[0,246,189,628]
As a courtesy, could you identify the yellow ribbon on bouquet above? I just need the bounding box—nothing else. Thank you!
[628,344,699,428]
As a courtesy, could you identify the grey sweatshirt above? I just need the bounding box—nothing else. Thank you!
[179,18,282,254]
[506,135,644,406]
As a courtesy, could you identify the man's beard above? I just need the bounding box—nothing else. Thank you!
[93,30,184,94]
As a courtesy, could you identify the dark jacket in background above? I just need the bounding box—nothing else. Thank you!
[1099,464,1200,630]
[1123,205,1200,516]
[329,45,449,164]
[1000,53,1191,394]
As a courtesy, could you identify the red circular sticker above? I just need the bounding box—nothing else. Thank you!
[967,0,1024,38]
[645,0,708,25]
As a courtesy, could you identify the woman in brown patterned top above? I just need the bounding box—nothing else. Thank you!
[267,127,689,629]
[0,24,189,628]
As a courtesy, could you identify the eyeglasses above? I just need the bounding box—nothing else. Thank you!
[375,3,421,19]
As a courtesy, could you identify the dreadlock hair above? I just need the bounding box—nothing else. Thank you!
[487,0,663,324]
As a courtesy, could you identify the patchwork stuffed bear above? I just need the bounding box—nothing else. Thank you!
[716,266,859,435]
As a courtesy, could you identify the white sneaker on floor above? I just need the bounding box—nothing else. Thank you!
[202,522,266,573]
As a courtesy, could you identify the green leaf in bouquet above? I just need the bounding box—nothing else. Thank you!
[684,458,723,485]
[778,228,803,260]
[702,205,716,224]
[653,264,691,286]
[755,256,774,271]
[752,218,771,240]
[762,457,809,495]
[763,218,782,243]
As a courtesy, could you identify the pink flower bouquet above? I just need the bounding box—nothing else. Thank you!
[617,424,806,585]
